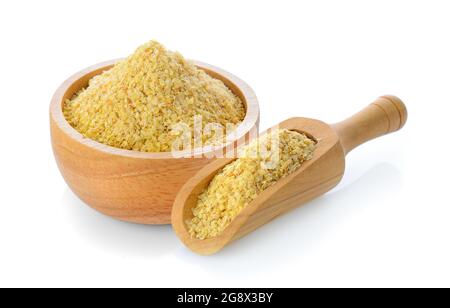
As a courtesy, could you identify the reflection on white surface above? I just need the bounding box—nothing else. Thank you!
[63,162,401,273]
[63,190,178,257]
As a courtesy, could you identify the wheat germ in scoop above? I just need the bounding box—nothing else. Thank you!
[188,129,316,240]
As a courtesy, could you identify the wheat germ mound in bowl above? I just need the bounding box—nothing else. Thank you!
[63,40,246,152]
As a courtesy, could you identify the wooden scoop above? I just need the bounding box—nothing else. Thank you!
[172,95,407,255]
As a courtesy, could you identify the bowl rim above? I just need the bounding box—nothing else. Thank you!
[50,59,260,159]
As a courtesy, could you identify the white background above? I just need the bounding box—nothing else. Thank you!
[0,0,449,288]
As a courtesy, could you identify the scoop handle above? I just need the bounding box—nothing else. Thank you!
[332,95,407,154]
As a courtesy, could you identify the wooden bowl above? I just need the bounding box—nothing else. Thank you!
[50,59,259,225]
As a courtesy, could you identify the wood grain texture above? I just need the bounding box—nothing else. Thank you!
[172,96,407,255]
[332,95,407,154]
[50,60,260,225]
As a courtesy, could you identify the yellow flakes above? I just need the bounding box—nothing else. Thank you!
[188,129,316,240]
[63,41,245,152]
